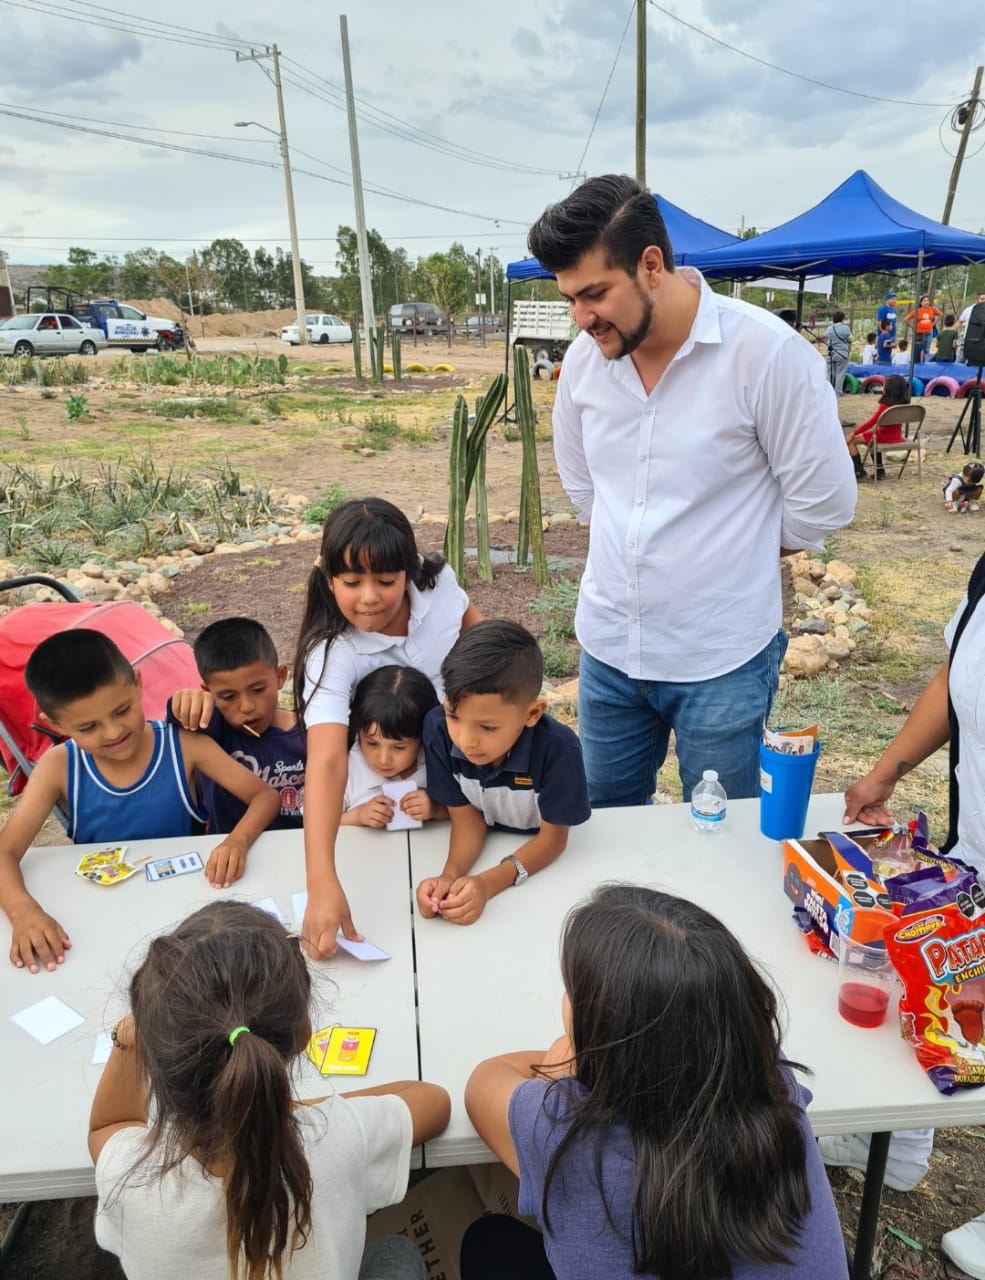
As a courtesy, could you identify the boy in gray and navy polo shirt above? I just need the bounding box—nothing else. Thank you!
[416,620,590,926]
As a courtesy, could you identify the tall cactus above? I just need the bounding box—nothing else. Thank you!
[443,373,509,583]
[392,331,402,382]
[352,328,363,382]
[367,323,382,383]
[376,322,386,380]
[474,395,492,581]
[445,395,469,582]
[513,346,548,586]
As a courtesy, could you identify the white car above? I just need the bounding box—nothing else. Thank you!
[0,312,107,357]
[280,314,352,345]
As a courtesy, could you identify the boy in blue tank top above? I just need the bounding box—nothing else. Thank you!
[166,617,305,833]
[0,630,280,974]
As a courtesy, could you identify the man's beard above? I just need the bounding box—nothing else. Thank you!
[606,287,653,360]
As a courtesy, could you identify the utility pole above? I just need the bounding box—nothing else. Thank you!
[340,16,376,345]
[476,248,486,349]
[927,64,983,302]
[235,44,308,343]
[635,0,647,185]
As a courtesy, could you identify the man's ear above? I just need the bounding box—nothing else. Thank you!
[276,663,289,690]
[640,244,666,285]
[525,696,548,728]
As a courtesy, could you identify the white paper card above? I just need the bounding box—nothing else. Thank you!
[382,779,423,830]
[335,935,391,962]
[251,897,287,925]
[11,996,85,1045]
[291,891,308,931]
[92,1031,113,1064]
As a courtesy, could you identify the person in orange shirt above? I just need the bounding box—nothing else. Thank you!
[904,294,942,363]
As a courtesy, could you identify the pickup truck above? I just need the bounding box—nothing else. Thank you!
[511,300,576,366]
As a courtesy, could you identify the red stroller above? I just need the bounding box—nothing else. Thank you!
[0,575,201,824]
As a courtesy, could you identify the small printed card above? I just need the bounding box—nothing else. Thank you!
[11,996,85,1046]
[145,851,204,882]
[306,1024,377,1076]
[76,846,140,887]
[289,892,388,959]
[381,779,423,831]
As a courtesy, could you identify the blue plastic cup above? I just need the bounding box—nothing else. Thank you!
[759,739,821,840]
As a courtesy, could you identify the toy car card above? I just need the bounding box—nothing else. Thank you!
[76,846,139,887]
[306,1024,377,1076]
[145,851,204,882]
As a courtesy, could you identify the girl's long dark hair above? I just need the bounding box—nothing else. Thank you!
[543,885,811,1279]
[293,498,443,727]
[348,664,438,749]
[129,902,314,1280]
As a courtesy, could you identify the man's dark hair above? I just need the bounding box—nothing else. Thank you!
[25,629,135,718]
[832,310,846,324]
[194,617,279,680]
[441,620,543,710]
[527,174,674,277]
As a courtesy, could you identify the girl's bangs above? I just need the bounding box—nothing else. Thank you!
[328,521,409,577]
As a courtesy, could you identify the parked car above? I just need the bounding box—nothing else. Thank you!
[0,312,107,357]
[388,302,447,335]
[280,314,352,345]
[460,313,502,336]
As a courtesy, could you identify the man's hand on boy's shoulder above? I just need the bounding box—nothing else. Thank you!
[169,688,215,732]
[8,901,71,973]
[204,835,248,889]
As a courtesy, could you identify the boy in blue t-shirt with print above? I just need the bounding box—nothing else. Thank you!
[168,617,305,832]
[416,620,590,926]
[0,630,279,973]
[876,320,894,365]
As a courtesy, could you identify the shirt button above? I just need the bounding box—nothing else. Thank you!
[639,454,646,462]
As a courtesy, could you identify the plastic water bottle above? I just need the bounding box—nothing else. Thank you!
[691,769,727,835]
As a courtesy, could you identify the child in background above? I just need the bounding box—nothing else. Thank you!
[936,314,960,363]
[876,319,894,364]
[944,462,985,513]
[843,373,910,481]
[461,885,847,1280]
[892,338,910,366]
[860,331,878,365]
[168,617,305,832]
[90,901,450,1279]
[294,497,480,957]
[416,620,589,926]
[342,665,444,828]
[0,631,279,973]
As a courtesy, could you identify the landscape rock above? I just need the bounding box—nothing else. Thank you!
[824,559,857,583]
[793,617,829,636]
[783,635,829,678]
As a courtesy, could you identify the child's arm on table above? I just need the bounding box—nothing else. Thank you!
[88,1014,148,1162]
[415,801,487,919]
[302,722,361,957]
[168,688,215,732]
[439,819,571,925]
[337,1081,451,1146]
[179,731,280,887]
[0,747,72,972]
[465,1036,576,1175]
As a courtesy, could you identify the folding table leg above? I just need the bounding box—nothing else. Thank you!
[0,1203,31,1275]
[849,1131,890,1280]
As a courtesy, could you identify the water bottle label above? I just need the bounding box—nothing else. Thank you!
[691,804,726,823]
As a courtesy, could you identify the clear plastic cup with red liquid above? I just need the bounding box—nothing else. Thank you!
[836,910,897,1029]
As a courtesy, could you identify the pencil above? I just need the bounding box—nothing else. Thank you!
[131,855,153,866]
[242,724,261,738]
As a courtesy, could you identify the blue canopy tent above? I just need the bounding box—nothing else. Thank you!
[502,194,740,386]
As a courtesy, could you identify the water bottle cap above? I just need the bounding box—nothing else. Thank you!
[702,770,718,781]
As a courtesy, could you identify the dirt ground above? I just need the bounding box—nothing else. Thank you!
[2,340,985,1277]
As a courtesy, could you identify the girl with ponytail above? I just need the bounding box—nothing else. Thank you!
[89,901,449,1279]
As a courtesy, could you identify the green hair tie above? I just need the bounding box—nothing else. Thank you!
[228,1026,251,1046]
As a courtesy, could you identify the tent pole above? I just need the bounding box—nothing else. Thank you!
[908,248,923,394]
[795,275,806,330]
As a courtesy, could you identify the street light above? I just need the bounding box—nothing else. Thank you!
[235,119,308,344]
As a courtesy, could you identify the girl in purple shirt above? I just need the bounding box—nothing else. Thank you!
[463,886,847,1280]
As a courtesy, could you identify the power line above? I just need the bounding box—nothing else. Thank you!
[647,0,961,108]
[575,1,634,178]
[3,103,272,144]
[0,0,245,50]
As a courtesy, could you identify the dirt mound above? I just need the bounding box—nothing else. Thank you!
[123,299,297,339]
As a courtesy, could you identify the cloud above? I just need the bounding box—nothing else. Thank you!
[3,17,141,97]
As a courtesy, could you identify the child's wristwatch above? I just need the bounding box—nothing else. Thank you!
[500,854,529,886]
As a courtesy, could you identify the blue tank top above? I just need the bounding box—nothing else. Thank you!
[66,720,207,844]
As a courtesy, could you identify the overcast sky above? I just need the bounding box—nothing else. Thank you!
[2,0,984,275]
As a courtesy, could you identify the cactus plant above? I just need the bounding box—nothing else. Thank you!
[445,395,469,581]
[442,373,509,582]
[392,332,402,382]
[513,346,548,586]
[352,328,363,382]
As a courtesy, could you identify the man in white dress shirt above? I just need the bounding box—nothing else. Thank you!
[527,175,857,806]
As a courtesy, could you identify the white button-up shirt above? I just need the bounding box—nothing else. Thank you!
[553,269,857,683]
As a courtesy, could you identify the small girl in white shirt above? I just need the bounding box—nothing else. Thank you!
[342,665,446,828]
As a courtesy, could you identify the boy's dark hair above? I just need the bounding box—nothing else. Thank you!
[528,174,675,278]
[194,617,279,680]
[544,885,809,1278]
[441,620,543,710]
[882,373,911,406]
[945,313,956,326]
[897,338,909,351]
[348,665,438,749]
[25,629,134,718]
[880,320,892,331]
[832,309,845,324]
[866,332,877,343]
[130,902,312,1280]
[964,462,985,485]
[294,497,443,728]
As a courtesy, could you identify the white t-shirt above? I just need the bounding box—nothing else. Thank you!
[861,345,877,365]
[343,739,427,810]
[959,303,975,334]
[552,268,858,682]
[303,566,468,727]
[892,351,911,365]
[94,1093,412,1280]
[944,596,985,874]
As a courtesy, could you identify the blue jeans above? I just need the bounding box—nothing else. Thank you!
[578,632,787,807]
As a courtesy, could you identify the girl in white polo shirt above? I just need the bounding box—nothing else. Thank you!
[293,498,480,960]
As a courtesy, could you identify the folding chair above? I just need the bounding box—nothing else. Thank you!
[857,405,925,482]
